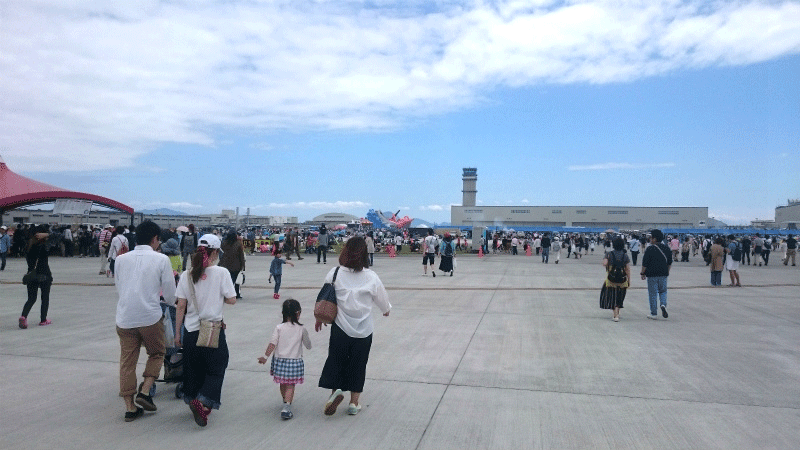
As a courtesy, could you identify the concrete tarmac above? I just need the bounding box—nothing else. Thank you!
[2,249,799,449]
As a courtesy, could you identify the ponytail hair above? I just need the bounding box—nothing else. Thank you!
[190,246,217,283]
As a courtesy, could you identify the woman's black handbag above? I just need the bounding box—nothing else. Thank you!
[22,271,35,285]
[314,267,340,324]
[22,255,40,285]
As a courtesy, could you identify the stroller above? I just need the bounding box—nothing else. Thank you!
[144,303,185,399]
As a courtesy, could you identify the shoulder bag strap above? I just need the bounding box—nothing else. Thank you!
[187,276,201,319]
[653,244,669,264]
[30,249,41,272]
[332,266,340,284]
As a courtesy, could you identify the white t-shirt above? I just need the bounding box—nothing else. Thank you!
[109,234,129,260]
[270,322,312,359]
[424,235,438,253]
[394,235,402,245]
[176,265,236,332]
[325,266,391,338]
[115,246,176,329]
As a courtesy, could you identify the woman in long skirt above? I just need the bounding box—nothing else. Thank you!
[600,237,631,322]
[438,233,455,276]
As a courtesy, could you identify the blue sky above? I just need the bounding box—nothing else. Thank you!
[3,0,799,225]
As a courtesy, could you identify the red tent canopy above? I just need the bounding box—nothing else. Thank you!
[0,156,133,215]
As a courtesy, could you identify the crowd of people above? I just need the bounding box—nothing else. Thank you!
[5,218,797,426]
[88,221,390,426]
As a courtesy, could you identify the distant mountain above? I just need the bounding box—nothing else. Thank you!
[139,208,188,216]
[705,217,728,228]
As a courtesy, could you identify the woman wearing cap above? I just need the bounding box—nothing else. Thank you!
[174,234,237,427]
[19,225,53,328]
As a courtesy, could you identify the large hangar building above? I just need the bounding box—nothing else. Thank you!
[451,168,707,230]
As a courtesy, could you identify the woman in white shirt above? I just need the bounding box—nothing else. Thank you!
[174,234,237,427]
[107,226,129,277]
[316,236,391,416]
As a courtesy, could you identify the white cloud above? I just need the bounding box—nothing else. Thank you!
[420,204,445,211]
[264,201,370,210]
[128,200,204,210]
[521,198,529,203]
[249,142,274,151]
[568,162,676,171]
[708,212,753,226]
[3,1,800,171]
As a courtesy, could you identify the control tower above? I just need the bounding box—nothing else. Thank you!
[462,167,477,207]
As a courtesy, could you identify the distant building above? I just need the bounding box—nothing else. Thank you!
[750,219,778,229]
[462,167,477,207]
[1,209,298,229]
[308,212,360,227]
[775,199,800,230]
[450,168,708,229]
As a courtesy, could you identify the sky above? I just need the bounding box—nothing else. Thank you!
[2,0,799,226]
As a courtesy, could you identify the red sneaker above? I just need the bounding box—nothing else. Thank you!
[189,399,209,427]
[39,319,52,326]
[18,316,27,329]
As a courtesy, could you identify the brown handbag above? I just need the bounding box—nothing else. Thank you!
[314,266,340,324]
[188,276,222,348]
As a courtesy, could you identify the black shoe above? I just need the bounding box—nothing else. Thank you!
[135,393,157,411]
[450,271,453,277]
[661,305,668,319]
[124,407,144,422]
[432,271,435,277]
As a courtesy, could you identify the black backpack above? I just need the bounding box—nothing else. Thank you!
[732,242,742,262]
[443,240,454,257]
[607,251,627,284]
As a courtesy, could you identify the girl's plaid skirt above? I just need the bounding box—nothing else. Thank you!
[270,357,304,385]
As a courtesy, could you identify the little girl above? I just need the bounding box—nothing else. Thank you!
[269,248,294,299]
[257,299,311,420]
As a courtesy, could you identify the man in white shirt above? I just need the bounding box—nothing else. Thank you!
[422,229,438,276]
[114,221,176,422]
[63,226,74,257]
[629,235,641,266]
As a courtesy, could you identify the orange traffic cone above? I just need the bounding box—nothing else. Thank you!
[478,247,484,258]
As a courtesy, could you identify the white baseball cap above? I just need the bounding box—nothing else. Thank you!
[198,234,222,249]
